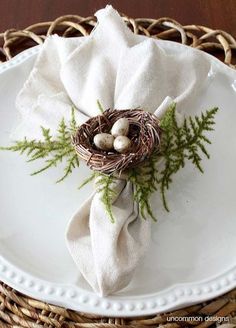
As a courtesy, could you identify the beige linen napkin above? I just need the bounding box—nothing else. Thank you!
[12,5,211,296]
[67,178,151,296]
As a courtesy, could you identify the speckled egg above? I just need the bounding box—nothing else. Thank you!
[111,118,129,138]
[93,133,114,151]
[113,135,131,153]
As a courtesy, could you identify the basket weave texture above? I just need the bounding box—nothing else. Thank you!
[0,13,236,328]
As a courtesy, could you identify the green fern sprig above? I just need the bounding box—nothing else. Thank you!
[129,154,159,221]
[127,104,218,216]
[77,172,117,223]
[0,103,218,223]
[159,104,218,211]
[95,174,117,223]
[78,172,96,190]
[0,108,79,183]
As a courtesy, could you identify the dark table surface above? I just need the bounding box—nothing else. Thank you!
[0,0,235,36]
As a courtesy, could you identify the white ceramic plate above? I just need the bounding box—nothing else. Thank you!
[0,42,236,317]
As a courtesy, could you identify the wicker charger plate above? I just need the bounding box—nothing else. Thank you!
[0,13,236,328]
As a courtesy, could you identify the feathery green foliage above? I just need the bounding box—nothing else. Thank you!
[78,172,117,223]
[97,99,105,113]
[0,108,79,183]
[0,103,218,222]
[129,154,158,221]
[127,103,218,217]
[95,173,117,223]
[78,172,96,190]
[159,103,218,211]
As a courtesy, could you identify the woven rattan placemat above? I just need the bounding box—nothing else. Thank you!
[0,13,236,328]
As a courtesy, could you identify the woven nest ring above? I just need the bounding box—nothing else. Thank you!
[73,108,161,174]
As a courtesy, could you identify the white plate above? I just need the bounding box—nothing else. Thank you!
[0,42,236,317]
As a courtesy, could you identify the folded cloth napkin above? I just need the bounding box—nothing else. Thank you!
[67,177,152,296]
[12,5,211,296]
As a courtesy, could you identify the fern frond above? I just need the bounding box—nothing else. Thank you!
[159,104,218,211]
[95,174,117,223]
[129,154,158,221]
[128,105,218,215]
[56,153,80,183]
[69,107,78,133]
[78,172,96,190]
[97,100,105,113]
[0,108,79,183]
[0,103,218,223]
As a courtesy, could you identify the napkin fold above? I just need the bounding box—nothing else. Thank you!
[13,5,211,295]
[67,178,151,296]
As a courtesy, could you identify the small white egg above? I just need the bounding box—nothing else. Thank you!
[93,133,114,151]
[113,136,131,154]
[111,118,129,137]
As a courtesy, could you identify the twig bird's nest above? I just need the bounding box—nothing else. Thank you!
[73,109,161,174]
